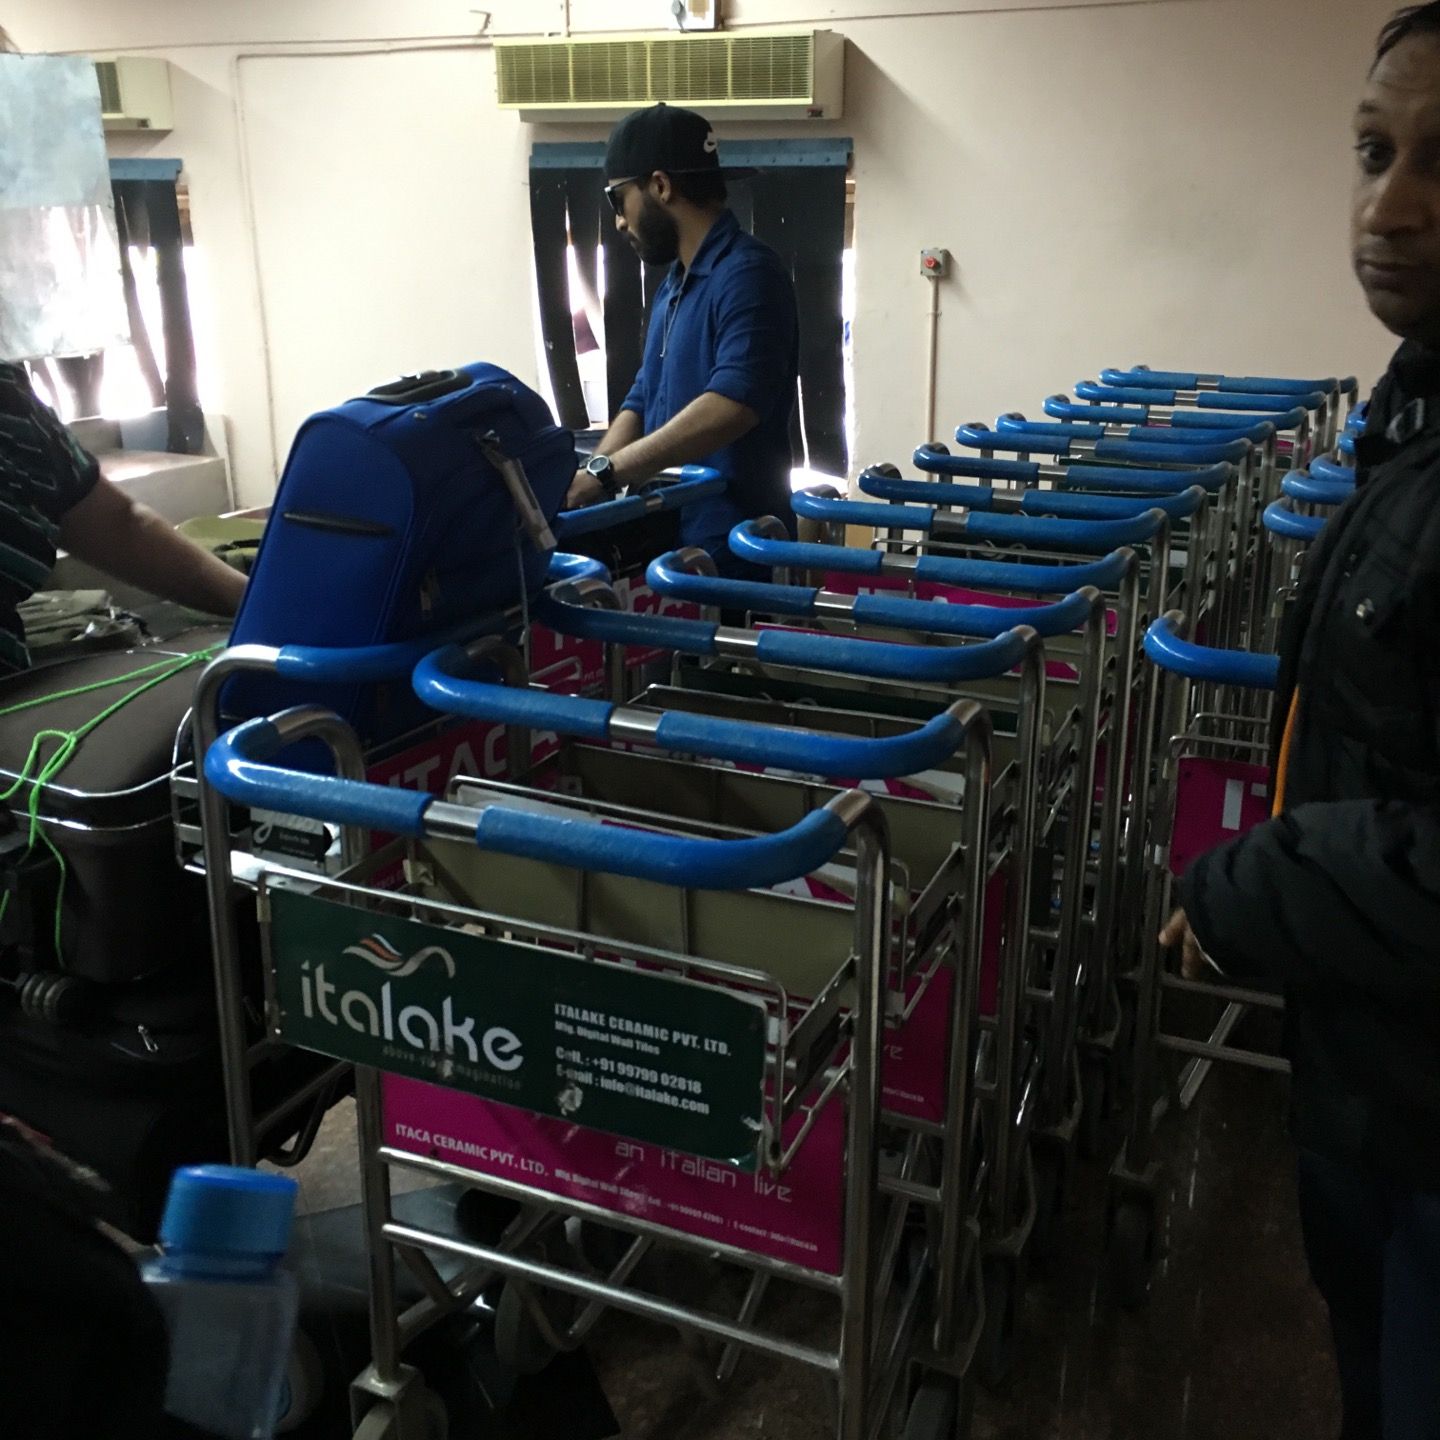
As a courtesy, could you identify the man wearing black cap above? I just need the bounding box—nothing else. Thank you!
[565,103,799,572]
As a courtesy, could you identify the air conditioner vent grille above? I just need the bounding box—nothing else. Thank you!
[497,32,817,109]
[95,59,123,115]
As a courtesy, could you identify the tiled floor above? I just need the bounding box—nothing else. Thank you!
[289,1058,1338,1440]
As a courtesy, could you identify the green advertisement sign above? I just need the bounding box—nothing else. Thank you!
[264,886,770,1167]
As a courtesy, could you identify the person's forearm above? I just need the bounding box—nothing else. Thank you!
[59,481,247,617]
[593,409,644,458]
[608,393,757,488]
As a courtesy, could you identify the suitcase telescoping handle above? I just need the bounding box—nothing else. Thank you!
[1144,613,1279,690]
[644,548,1100,641]
[364,370,471,406]
[205,713,893,890]
[1100,367,1351,397]
[728,521,1135,596]
[414,643,999,777]
[857,469,1207,519]
[957,421,1251,467]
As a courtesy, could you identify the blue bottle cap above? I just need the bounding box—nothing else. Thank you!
[159,1165,299,1266]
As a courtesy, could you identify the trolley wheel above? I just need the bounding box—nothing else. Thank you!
[1078,1053,1110,1160]
[18,971,93,1026]
[1108,1200,1156,1311]
[901,1375,974,1440]
[352,1389,448,1440]
[274,1328,325,1434]
[494,1279,569,1376]
[976,1253,1025,1390]
[453,1188,522,1245]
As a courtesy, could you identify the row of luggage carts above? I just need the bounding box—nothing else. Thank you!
[176,364,1360,1440]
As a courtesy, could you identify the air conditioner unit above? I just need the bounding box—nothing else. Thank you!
[495,29,843,123]
[92,57,174,133]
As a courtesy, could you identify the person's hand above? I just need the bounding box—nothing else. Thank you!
[1159,907,1213,980]
[565,469,608,510]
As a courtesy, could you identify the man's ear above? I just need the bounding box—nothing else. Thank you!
[650,170,675,205]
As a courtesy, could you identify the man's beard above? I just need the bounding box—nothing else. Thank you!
[629,195,680,266]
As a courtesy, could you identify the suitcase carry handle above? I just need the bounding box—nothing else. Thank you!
[1262,502,1326,542]
[206,714,884,889]
[956,421,1250,466]
[859,469,1207,519]
[729,522,1135,596]
[530,588,1038,684]
[1073,381,1327,414]
[1281,473,1351,507]
[413,644,1000,777]
[1144,614,1279,689]
[363,369,470,406]
[645,548,1100,640]
[792,489,1168,552]
[997,411,1276,447]
[1101,367,1343,396]
[551,470,726,541]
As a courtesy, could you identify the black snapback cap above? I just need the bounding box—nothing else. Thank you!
[605,103,740,180]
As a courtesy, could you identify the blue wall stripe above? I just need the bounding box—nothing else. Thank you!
[109,158,182,182]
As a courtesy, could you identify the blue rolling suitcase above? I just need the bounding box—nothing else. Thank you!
[226,364,574,745]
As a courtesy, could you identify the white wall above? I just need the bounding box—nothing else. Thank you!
[7,0,1401,504]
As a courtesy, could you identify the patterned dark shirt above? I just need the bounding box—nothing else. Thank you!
[0,364,100,672]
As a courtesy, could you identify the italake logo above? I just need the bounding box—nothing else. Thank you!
[299,932,523,1073]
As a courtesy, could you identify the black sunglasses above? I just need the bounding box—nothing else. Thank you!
[603,176,644,217]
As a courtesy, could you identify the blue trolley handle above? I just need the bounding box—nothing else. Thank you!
[909,446,1043,483]
[1282,473,1352,507]
[1073,381,1326,414]
[957,421,1249,467]
[257,552,610,685]
[729,521,1136,596]
[1263,502,1327,542]
[645,549,1100,641]
[529,587,1038,685]
[205,713,887,890]
[792,488,1167,552]
[996,412,1275,448]
[552,469,726,541]
[861,468,1205,518]
[1101,367,1339,397]
[1042,394,1305,436]
[1144,614,1279,689]
[1310,455,1356,487]
[413,642,1017,776]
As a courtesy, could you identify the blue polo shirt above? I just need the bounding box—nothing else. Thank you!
[620,210,798,563]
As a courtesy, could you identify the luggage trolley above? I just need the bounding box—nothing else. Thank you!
[1107,615,1284,1309]
[519,579,1060,1380]
[198,616,1025,1439]
[1097,367,1360,456]
[638,544,1122,1251]
[1257,488,1337,652]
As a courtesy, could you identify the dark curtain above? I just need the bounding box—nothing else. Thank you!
[107,178,204,454]
[529,156,848,475]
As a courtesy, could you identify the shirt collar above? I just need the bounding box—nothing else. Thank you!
[672,208,741,284]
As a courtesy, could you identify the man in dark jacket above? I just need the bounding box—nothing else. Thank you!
[1162,8,1440,1437]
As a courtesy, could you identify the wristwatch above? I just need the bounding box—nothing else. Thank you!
[584,453,621,499]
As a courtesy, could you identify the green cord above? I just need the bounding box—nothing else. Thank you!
[0,645,222,957]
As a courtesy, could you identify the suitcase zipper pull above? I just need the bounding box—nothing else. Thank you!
[136,1024,160,1055]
